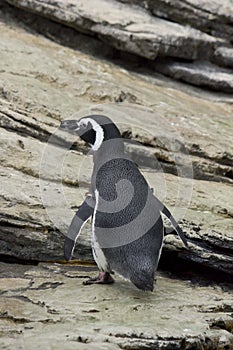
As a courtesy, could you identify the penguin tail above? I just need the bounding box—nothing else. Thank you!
[157,200,188,248]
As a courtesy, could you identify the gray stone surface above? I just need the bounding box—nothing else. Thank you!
[119,0,233,41]
[154,59,233,93]
[0,4,233,349]
[214,46,233,68]
[5,0,223,61]
[5,0,233,91]
[0,6,232,276]
[0,262,233,350]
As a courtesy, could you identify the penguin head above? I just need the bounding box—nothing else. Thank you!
[60,115,122,151]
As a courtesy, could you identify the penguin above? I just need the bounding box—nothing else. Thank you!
[60,115,188,291]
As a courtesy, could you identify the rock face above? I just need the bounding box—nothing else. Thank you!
[0,2,233,277]
[0,2,233,348]
[120,0,233,41]
[5,0,233,92]
[0,2,233,272]
[5,0,223,60]
[154,59,233,93]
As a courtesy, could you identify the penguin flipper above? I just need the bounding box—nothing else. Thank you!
[64,196,95,260]
[64,236,77,261]
[155,197,188,248]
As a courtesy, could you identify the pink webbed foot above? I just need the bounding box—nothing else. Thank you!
[83,272,115,285]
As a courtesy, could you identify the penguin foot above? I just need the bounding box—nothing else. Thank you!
[83,272,115,285]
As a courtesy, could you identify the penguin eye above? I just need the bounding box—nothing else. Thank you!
[80,120,88,129]
[75,120,87,131]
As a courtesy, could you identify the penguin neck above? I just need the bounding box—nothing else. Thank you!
[93,138,125,165]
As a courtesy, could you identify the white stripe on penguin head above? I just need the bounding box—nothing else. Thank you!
[78,118,104,151]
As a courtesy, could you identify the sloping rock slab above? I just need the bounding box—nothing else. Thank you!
[5,0,223,60]
[119,0,233,41]
[0,262,233,350]
[0,10,232,277]
[154,59,233,93]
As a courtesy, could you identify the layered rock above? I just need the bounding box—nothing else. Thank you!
[0,7,233,277]
[119,0,233,41]
[5,0,223,60]
[154,59,233,93]
[5,0,233,92]
[214,46,233,68]
[0,5,233,348]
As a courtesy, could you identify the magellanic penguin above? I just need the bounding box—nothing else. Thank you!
[60,115,188,291]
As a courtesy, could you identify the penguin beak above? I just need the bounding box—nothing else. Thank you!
[60,119,95,146]
[60,120,80,132]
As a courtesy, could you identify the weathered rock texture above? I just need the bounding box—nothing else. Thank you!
[0,3,233,349]
[4,0,233,91]
[0,262,233,350]
[214,47,233,68]
[154,59,233,93]
[0,3,232,278]
[120,0,233,41]
[5,0,222,60]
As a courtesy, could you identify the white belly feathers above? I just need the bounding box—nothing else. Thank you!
[91,190,109,272]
